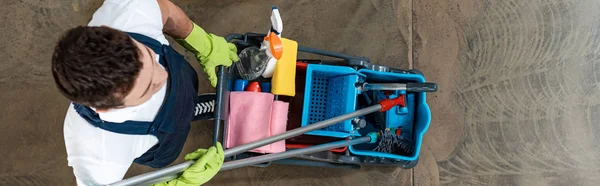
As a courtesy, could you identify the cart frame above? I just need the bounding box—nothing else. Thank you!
[216,33,422,168]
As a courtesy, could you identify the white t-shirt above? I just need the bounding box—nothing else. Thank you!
[64,0,169,185]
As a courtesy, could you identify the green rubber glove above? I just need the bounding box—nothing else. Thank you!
[153,142,225,186]
[177,23,239,87]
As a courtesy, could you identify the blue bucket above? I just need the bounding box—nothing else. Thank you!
[348,69,432,161]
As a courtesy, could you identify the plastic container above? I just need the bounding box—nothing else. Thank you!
[301,64,361,138]
[236,47,270,80]
[260,82,272,93]
[234,79,249,91]
[349,69,431,161]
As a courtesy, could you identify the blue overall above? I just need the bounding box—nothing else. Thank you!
[73,33,199,168]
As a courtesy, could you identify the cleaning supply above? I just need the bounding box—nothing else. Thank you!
[232,7,283,79]
[236,47,270,80]
[152,143,224,186]
[260,82,272,93]
[176,23,239,87]
[367,91,406,130]
[225,92,288,153]
[245,82,262,92]
[372,128,414,156]
[266,32,283,60]
[234,79,249,91]
[226,92,274,153]
[269,7,283,35]
[270,100,290,152]
[261,7,284,78]
[271,38,298,96]
[357,82,438,92]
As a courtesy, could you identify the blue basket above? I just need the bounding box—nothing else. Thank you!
[301,64,360,138]
[348,69,431,161]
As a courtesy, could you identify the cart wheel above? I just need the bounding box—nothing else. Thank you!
[400,157,419,169]
[408,69,424,75]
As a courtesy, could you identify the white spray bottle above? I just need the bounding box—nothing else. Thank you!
[260,7,283,78]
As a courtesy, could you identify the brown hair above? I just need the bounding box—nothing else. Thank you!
[52,26,142,109]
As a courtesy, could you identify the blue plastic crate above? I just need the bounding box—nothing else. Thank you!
[301,64,360,138]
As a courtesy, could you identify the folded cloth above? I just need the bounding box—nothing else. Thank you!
[226,92,288,153]
[269,100,289,153]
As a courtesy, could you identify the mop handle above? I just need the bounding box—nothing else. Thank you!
[124,136,377,185]
[361,82,438,92]
[108,97,403,186]
[220,136,375,171]
[223,104,380,157]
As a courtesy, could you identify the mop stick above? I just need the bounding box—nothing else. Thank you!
[108,97,403,186]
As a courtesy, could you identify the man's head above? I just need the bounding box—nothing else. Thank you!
[52,26,167,111]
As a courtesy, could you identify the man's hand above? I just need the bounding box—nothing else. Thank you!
[153,142,225,186]
[176,24,239,87]
[157,0,238,87]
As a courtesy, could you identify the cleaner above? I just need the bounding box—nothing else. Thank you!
[261,7,284,78]
[235,7,283,80]
[51,0,235,185]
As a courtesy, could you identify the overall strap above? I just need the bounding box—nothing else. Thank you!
[73,104,155,135]
[127,32,168,67]
[127,32,163,55]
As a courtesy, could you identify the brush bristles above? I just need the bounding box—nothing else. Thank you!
[373,129,414,156]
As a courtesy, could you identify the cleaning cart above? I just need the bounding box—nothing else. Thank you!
[217,32,434,167]
[109,33,435,186]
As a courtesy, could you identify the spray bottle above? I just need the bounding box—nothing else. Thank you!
[260,7,283,78]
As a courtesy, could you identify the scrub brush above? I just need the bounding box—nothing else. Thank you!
[364,90,391,130]
[373,128,414,156]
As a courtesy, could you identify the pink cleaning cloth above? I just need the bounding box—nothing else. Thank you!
[226,92,273,153]
[225,92,289,153]
[269,100,289,153]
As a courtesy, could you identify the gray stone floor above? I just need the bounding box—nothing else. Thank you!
[1,0,599,185]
